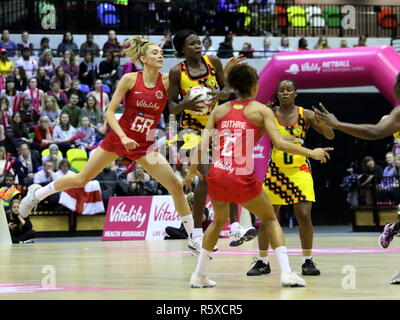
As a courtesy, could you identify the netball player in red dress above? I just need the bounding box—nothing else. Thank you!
[184,64,333,288]
[19,37,196,242]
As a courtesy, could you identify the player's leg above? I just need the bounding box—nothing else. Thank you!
[293,201,320,276]
[136,151,194,240]
[192,163,209,239]
[379,205,400,248]
[242,192,306,287]
[247,205,280,276]
[229,202,257,247]
[190,199,229,288]
[20,147,119,217]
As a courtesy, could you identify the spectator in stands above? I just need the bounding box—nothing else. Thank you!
[74,116,96,152]
[59,50,79,81]
[18,96,39,132]
[62,93,82,128]
[0,77,21,113]
[0,172,20,210]
[114,157,127,179]
[16,48,38,78]
[47,80,69,108]
[33,116,55,151]
[354,35,367,47]
[17,31,34,56]
[0,30,17,58]
[42,144,63,171]
[217,34,234,58]
[38,50,56,77]
[80,33,100,57]
[95,164,118,207]
[78,52,98,87]
[13,143,39,185]
[7,199,36,244]
[102,30,122,56]
[7,112,32,153]
[80,96,103,129]
[51,66,71,91]
[36,67,51,92]
[122,59,140,75]
[14,66,28,92]
[41,96,61,127]
[23,77,45,113]
[278,36,293,51]
[239,42,254,58]
[34,160,55,185]
[99,50,118,90]
[0,49,14,77]
[202,37,216,56]
[298,37,308,50]
[127,163,152,195]
[39,37,51,56]
[67,80,85,108]
[53,112,76,156]
[88,79,110,112]
[314,36,330,49]
[254,38,274,58]
[0,147,15,183]
[0,96,12,125]
[383,152,395,177]
[56,32,79,57]
[340,39,349,48]
[160,34,174,52]
[53,159,74,180]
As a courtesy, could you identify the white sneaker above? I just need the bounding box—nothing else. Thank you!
[19,184,41,218]
[229,226,257,247]
[390,269,400,284]
[188,235,217,253]
[189,272,216,288]
[281,271,307,287]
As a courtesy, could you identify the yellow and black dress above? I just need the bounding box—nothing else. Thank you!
[263,106,315,205]
[178,55,219,150]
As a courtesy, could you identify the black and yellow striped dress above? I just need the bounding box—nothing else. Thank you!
[263,106,315,205]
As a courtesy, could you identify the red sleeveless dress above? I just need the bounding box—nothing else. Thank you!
[207,99,263,203]
[100,72,167,160]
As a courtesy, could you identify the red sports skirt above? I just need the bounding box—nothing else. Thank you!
[100,131,153,161]
[206,167,263,204]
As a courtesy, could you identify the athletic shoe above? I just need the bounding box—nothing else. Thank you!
[189,272,216,288]
[379,223,398,249]
[22,239,34,244]
[19,184,41,218]
[188,235,218,253]
[390,269,400,284]
[281,271,306,287]
[301,258,321,276]
[246,257,271,276]
[229,226,257,247]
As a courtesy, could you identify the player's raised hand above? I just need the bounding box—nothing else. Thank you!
[182,94,204,113]
[224,54,247,75]
[120,136,140,152]
[313,103,340,129]
[311,147,334,163]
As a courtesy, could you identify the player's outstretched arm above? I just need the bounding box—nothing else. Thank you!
[105,73,139,151]
[307,104,335,140]
[262,107,333,163]
[315,104,400,140]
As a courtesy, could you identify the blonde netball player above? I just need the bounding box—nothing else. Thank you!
[247,79,335,277]
[19,37,197,245]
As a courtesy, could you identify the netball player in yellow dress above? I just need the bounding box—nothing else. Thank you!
[247,79,335,276]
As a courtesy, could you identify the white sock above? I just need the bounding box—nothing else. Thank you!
[274,246,292,273]
[230,222,240,233]
[34,182,57,202]
[195,248,212,277]
[260,256,269,264]
[303,256,312,263]
[180,214,194,238]
[191,228,203,239]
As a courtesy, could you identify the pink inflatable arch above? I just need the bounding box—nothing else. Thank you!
[253,46,400,182]
[257,46,400,106]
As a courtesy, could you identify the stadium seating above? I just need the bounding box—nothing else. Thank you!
[41,148,63,158]
[306,6,325,28]
[275,5,288,28]
[377,8,398,29]
[324,7,342,28]
[66,148,88,172]
[97,3,120,29]
[287,6,307,27]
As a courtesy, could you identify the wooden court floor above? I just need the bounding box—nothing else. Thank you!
[1,234,400,300]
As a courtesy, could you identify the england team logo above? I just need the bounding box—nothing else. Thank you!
[155,90,163,99]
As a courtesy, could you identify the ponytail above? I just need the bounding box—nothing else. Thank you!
[122,36,156,65]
